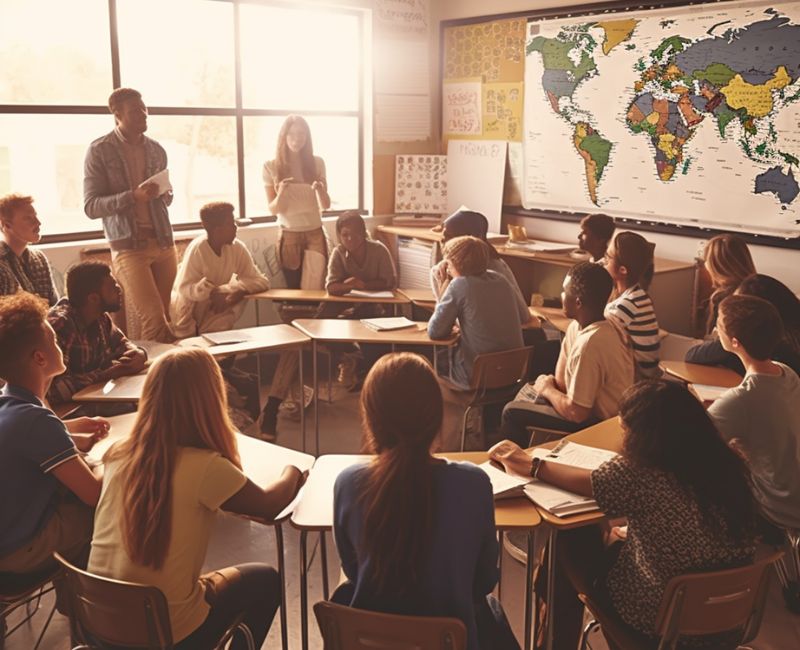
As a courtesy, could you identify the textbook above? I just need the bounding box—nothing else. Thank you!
[201,330,251,345]
[359,316,418,332]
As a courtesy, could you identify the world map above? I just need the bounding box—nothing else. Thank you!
[522,1,800,238]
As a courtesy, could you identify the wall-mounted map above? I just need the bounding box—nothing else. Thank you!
[523,1,800,238]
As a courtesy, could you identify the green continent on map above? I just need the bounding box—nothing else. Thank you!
[574,122,612,204]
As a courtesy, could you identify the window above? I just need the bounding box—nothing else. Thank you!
[0,0,367,240]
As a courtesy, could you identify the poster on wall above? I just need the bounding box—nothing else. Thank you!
[522,0,800,238]
[443,80,482,137]
[394,155,448,214]
[447,140,508,233]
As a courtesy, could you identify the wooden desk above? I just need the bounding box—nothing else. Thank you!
[661,360,742,388]
[398,287,436,309]
[530,306,572,334]
[88,412,314,650]
[291,453,542,650]
[72,372,148,403]
[247,288,410,323]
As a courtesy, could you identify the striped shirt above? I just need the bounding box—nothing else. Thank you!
[605,284,661,378]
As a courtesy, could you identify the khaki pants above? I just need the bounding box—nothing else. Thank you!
[0,495,93,574]
[268,351,299,401]
[278,227,327,289]
[112,241,177,342]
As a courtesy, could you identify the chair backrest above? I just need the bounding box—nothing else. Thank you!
[53,552,174,649]
[469,346,533,392]
[313,601,467,650]
[654,550,782,646]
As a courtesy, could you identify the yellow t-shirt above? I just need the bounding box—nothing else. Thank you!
[88,447,247,642]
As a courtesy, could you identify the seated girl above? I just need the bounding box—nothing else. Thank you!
[89,348,305,649]
[491,379,759,649]
[333,352,519,650]
[428,236,526,389]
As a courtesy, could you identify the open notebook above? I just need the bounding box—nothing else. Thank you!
[360,316,418,331]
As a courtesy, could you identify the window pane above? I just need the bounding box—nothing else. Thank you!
[117,0,235,107]
[147,116,238,223]
[243,116,359,219]
[239,4,360,111]
[0,115,112,236]
[0,0,111,105]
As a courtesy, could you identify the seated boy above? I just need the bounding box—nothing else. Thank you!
[0,292,106,575]
[0,194,58,305]
[577,213,615,263]
[501,262,634,447]
[428,236,527,389]
[709,294,800,530]
[171,201,270,338]
[47,261,146,411]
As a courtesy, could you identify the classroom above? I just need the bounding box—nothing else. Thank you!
[1,0,800,649]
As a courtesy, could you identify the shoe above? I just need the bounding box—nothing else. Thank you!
[279,385,314,422]
[259,400,279,441]
[337,353,360,389]
[503,530,531,565]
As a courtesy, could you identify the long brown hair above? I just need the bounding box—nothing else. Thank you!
[621,380,757,541]
[358,353,443,595]
[106,348,241,569]
[704,234,756,332]
[612,231,655,290]
[273,114,318,184]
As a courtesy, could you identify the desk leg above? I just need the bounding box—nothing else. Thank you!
[313,340,319,456]
[274,524,289,650]
[433,344,439,374]
[544,528,557,650]
[299,346,305,454]
[320,531,330,601]
[255,298,261,326]
[300,530,309,650]
[525,530,534,650]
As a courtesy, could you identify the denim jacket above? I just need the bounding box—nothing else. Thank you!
[83,130,174,251]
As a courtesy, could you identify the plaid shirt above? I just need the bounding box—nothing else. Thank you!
[0,241,58,306]
[46,298,141,404]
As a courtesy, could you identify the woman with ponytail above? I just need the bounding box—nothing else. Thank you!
[88,347,305,648]
[332,352,519,650]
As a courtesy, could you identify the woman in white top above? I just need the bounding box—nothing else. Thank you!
[89,347,305,648]
[263,115,331,288]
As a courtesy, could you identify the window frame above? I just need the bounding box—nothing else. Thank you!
[0,0,367,243]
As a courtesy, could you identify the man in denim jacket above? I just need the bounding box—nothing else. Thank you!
[84,88,176,342]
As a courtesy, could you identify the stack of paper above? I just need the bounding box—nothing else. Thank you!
[345,290,395,299]
[201,330,251,345]
[479,461,532,499]
[360,317,418,332]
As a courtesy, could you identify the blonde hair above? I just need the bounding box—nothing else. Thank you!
[106,348,241,569]
[443,235,489,277]
[703,234,756,333]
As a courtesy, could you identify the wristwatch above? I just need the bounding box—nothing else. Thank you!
[530,455,543,479]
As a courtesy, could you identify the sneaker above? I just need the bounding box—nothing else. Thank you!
[279,385,314,422]
[337,352,361,389]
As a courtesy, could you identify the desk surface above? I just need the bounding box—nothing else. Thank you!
[398,288,436,305]
[530,306,572,333]
[72,372,148,403]
[292,318,457,346]
[661,360,742,388]
[248,289,409,305]
[290,453,541,531]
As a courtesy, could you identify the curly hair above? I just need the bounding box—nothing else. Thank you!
[0,292,48,379]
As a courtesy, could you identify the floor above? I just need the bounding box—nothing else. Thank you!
[6,362,800,649]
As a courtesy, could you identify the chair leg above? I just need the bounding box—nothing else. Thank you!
[460,406,471,452]
[579,620,599,650]
[32,601,56,650]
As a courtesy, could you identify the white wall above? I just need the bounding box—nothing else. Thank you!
[432,0,800,293]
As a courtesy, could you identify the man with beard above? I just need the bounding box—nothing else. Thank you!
[47,261,146,411]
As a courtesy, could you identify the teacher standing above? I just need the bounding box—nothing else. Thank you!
[263,115,331,289]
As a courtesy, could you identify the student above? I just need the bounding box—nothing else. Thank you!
[333,353,519,650]
[84,87,177,343]
[0,292,107,576]
[686,274,800,376]
[170,201,270,338]
[491,380,759,648]
[501,262,634,447]
[430,209,526,318]
[263,115,331,289]
[709,294,800,529]
[88,347,305,649]
[577,213,615,263]
[699,233,755,335]
[47,261,146,409]
[428,236,526,389]
[603,231,661,378]
[0,193,58,306]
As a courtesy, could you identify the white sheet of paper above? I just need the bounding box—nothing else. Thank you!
[345,290,395,299]
[542,442,617,470]
[139,169,172,195]
[478,461,530,496]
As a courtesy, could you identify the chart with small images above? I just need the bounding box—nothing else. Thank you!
[394,154,448,214]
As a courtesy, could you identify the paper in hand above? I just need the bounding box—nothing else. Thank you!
[139,169,172,195]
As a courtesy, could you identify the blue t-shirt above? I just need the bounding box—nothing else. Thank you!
[333,461,498,650]
[0,384,78,557]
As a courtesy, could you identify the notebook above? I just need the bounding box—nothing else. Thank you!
[479,461,532,499]
[201,330,251,345]
[345,290,395,299]
[359,317,418,332]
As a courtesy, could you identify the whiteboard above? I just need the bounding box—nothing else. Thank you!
[447,140,508,233]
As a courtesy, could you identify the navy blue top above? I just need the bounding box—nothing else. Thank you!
[0,384,78,557]
[333,461,498,650]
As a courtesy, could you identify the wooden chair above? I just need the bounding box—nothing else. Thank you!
[0,564,61,649]
[577,550,782,650]
[445,346,533,451]
[313,601,467,650]
[53,553,254,650]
